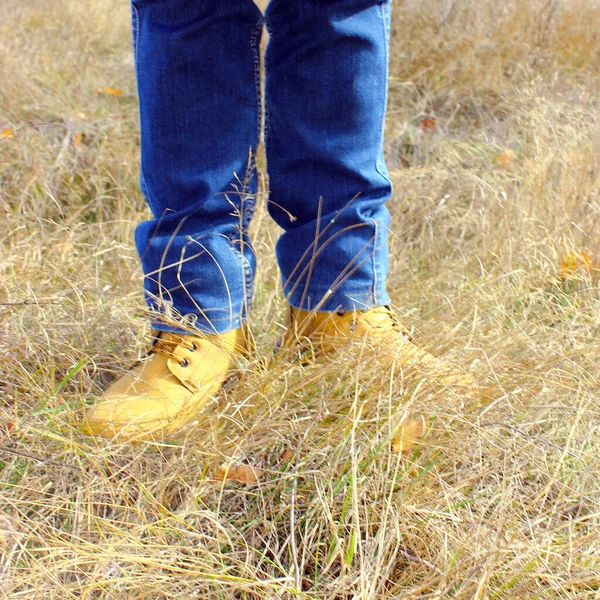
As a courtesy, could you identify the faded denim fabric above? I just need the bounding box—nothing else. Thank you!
[131,0,393,334]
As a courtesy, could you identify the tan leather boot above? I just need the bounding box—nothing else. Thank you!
[282,305,477,453]
[283,305,473,385]
[83,328,249,442]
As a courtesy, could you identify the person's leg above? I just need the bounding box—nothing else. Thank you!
[84,0,264,441]
[264,1,476,457]
[264,0,393,312]
[132,0,263,334]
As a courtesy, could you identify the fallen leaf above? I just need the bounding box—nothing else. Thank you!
[103,87,123,96]
[1,129,13,139]
[74,133,83,146]
[215,463,260,485]
[392,416,429,454]
[421,117,436,131]
[559,250,599,280]
[94,87,123,96]
[0,422,17,440]
[495,149,516,167]
[278,449,294,463]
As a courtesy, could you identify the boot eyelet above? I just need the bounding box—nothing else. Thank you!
[179,358,190,368]
[189,343,197,352]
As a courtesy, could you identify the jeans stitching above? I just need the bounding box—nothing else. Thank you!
[375,2,393,188]
[131,3,155,211]
[131,3,140,62]
[372,2,392,307]
[371,218,380,305]
[263,17,273,156]
[235,17,263,321]
[230,240,253,323]
[250,19,263,157]
[241,18,262,235]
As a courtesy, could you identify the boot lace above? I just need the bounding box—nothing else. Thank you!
[151,333,198,368]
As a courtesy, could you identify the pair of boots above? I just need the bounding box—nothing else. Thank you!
[84,306,475,445]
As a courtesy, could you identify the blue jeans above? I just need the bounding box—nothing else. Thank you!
[132,0,393,334]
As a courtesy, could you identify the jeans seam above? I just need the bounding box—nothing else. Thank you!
[131,3,140,63]
[263,18,273,155]
[375,2,393,188]
[243,18,261,235]
[131,3,155,210]
[230,240,253,322]
[372,2,392,308]
[235,16,262,324]
[250,19,263,157]
[371,218,380,306]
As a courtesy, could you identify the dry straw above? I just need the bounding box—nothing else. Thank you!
[1,0,599,597]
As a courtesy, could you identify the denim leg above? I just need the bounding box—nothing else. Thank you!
[131,0,263,334]
[264,0,393,312]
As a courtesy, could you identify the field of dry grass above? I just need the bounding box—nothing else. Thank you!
[1,0,600,597]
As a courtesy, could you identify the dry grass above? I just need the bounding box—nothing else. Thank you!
[1,0,600,597]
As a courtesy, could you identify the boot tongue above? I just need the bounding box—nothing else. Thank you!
[152,331,235,393]
[360,306,413,340]
[150,331,183,354]
[149,332,203,392]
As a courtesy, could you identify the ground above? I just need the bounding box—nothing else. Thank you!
[1,0,599,598]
